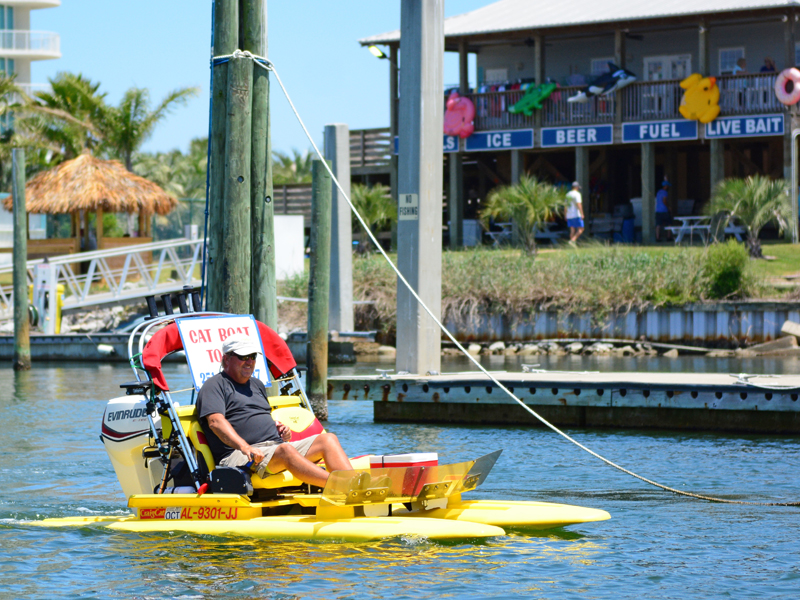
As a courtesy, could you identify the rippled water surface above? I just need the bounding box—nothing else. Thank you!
[2,357,799,599]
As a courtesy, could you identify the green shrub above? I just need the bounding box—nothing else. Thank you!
[703,240,750,299]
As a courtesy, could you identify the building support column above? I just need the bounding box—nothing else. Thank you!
[698,21,709,74]
[533,34,545,133]
[448,154,463,248]
[510,149,523,245]
[575,146,590,231]
[396,0,444,375]
[641,142,655,244]
[324,123,354,332]
[710,139,725,193]
[664,145,677,213]
[447,37,469,249]
[614,29,626,124]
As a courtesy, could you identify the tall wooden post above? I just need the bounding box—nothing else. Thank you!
[307,160,332,420]
[221,54,253,313]
[12,148,30,371]
[207,0,237,311]
[245,0,277,327]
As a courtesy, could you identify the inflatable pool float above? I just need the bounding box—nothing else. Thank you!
[775,68,800,105]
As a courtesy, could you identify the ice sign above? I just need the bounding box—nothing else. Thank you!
[398,193,419,221]
[176,315,271,391]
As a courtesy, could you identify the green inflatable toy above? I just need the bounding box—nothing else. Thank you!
[509,82,557,116]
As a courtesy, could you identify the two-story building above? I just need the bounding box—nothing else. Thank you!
[357,0,799,244]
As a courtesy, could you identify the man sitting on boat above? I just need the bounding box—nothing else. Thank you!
[197,333,352,487]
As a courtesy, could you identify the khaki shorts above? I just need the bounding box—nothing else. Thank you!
[219,435,319,479]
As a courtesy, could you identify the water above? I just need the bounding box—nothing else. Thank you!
[2,358,800,599]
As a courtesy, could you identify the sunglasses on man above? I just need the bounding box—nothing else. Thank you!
[230,352,257,362]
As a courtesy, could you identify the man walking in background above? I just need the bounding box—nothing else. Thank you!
[566,181,584,245]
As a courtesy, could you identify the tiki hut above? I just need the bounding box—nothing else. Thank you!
[3,152,177,257]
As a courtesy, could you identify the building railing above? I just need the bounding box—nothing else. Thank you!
[0,30,60,56]
[716,72,783,116]
[349,127,393,169]
[541,86,615,126]
[623,79,684,121]
[471,87,534,130]
[348,73,786,169]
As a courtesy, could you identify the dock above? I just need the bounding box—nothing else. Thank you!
[328,370,800,434]
[0,334,355,364]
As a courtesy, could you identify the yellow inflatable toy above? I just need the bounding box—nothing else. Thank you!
[678,73,720,124]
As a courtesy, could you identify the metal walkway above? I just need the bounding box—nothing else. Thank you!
[0,238,204,319]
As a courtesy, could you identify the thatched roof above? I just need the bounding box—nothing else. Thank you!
[2,153,177,215]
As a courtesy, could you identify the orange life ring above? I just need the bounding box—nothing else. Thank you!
[774,68,800,105]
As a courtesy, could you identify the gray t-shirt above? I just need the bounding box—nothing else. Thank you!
[196,372,281,462]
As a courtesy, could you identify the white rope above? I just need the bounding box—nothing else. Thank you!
[734,373,800,391]
[217,52,798,507]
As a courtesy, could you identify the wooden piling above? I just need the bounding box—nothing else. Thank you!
[207,0,237,311]
[307,160,332,420]
[221,53,253,314]
[12,148,30,371]
[244,0,277,327]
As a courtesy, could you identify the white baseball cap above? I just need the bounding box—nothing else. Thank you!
[222,333,262,357]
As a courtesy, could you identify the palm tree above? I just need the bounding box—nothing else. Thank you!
[31,72,106,161]
[480,175,567,256]
[350,183,395,252]
[272,149,313,184]
[95,86,199,172]
[705,175,791,258]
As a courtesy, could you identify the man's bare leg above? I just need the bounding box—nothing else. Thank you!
[266,433,352,487]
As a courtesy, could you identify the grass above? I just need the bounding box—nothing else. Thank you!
[279,240,788,334]
[748,241,800,279]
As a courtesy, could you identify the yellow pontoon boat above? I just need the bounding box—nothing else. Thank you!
[39,296,609,541]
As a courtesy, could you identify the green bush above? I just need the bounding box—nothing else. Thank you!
[703,240,750,299]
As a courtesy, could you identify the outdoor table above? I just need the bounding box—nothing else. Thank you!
[665,216,711,244]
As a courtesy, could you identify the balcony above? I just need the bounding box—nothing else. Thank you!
[0,30,60,60]
[470,72,782,127]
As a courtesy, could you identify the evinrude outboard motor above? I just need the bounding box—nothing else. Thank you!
[101,395,164,498]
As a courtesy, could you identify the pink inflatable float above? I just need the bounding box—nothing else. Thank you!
[775,68,800,105]
[443,92,475,138]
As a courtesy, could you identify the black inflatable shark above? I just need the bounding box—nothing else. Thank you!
[567,63,636,103]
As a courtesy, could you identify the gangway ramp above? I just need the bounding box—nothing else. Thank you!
[0,238,203,319]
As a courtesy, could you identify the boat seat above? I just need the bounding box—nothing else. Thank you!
[170,404,308,490]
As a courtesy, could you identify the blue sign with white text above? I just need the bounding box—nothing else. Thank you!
[622,120,698,143]
[541,125,613,148]
[705,114,784,138]
[465,129,534,152]
[393,135,459,154]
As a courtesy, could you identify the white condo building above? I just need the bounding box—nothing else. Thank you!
[0,1,59,251]
[0,0,60,95]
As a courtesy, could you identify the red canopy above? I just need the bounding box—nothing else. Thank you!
[142,320,296,391]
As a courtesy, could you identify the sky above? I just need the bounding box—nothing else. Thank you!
[31,1,490,157]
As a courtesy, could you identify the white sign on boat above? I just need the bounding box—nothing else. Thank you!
[176,314,271,391]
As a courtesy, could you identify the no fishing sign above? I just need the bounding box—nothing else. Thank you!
[176,315,271,391]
